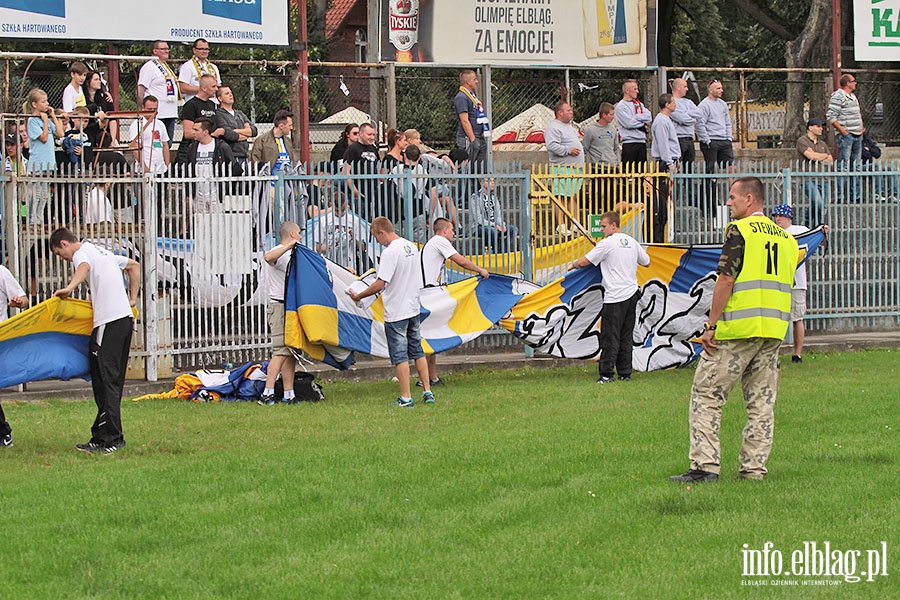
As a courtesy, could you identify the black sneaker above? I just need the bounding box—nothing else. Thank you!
[669,469,719,483]
[76,442,104,454]
[102,441,126,455]
[415,378,445,388]
[618,375,631,381]
[1,433,12,447]
[791,355,802,364]
[257,394,276,406]
[597,376,615,384]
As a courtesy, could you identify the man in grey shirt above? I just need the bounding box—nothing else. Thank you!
[545,101,585,237]
[670,78,698,164]
[215,85,257,165]
[582,102,619,166]
[615,79,652,165]
[650,94,679,243]
[696,79,734,215]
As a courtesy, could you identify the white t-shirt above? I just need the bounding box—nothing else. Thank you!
[128,117,170,174]
[138,59,179,119]
[786,224,810,290]
[71,242,133,328]
[377,237,421,322]
[195,140,216,205]
[178,59,221,104]
[84,187,113,224]
[585,232,650,304]
[0,264,27,322]
[265,244,292,302]
[62,84,86,113]
[420,234,458,287]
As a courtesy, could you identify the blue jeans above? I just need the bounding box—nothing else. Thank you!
[384,317,425,366]
[836,132,862,199]
[476,224,519,253]
[802,180,830,227]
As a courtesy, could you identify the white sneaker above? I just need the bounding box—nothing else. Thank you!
[556,224,570,237]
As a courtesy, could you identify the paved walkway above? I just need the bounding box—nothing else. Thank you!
[3,331,898,401]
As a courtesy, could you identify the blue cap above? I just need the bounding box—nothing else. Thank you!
[772,203,793,219]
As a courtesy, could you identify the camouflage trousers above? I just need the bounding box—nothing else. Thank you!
[688,337,782,476]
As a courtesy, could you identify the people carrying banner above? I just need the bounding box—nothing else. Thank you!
[0,264,28,447]
[259,221,302,406]
[670,177,799,483]
[571,211,650,384]
[349,217,433,408]
[419,217,489,388]
[51,227,141,455]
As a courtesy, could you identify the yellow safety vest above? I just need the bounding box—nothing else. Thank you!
[717,216,799,341]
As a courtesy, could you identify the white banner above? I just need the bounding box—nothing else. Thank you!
[380,0,649,67]
[854,0,900,61]
[0,0,288,46]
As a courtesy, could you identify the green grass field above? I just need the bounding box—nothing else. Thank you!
[1,350,897,599]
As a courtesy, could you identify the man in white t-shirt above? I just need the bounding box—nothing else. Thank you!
[772,203,811,364]
[258,221,302,406]
[419,217,489,387]
[137,40,179,143]
[128,95,171,174]
[571,211,650,383]
[350,217,433,407]
[178,38,221,104]
[0,264,28,447]
[51,227,140,455]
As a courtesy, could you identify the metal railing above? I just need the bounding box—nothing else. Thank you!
[2,158,899,379]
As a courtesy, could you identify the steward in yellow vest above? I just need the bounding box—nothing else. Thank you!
[717,216,799,340]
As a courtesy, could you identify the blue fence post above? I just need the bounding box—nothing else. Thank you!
[782,166,792,207]
[402,169,415,241]
[520,163,535,359]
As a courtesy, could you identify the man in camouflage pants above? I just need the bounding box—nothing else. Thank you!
[670,177,798,483]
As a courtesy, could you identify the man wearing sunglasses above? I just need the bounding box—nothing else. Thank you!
[826,74,863,199]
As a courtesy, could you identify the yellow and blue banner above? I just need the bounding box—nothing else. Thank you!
[0,298,94,388]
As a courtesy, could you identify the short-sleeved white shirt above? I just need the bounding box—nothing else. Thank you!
[62,84,86,113]
[420,234,458,287]
[265,244,293,302]
[0,264,26,322]
[786,224,810,290]
[72,242,133,327]
[84,187,113,224]
[178,60,221,104]
[138,60,179,119]
[584,232,650,303]
[128,117,170,174]
[377,237,421,322]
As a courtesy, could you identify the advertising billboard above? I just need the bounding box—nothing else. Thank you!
[380,0,650,67]
[0,0,289,46]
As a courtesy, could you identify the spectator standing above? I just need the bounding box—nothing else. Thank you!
[128,95,171,174]
[771,203,810,364]
[545,101,585,237]
[649,93,680,242]
[670,77,698,164]
[381,128,410,223]
[62,62,88,113]
[826,74,863,170]
[419,217,489,387]
[571,211,650,384]
[582,102,619,167]
[343,122,380,209]
[181,74,222,142]
[250,109,295,171]
[258,221,301,406]
[670,177,798,483]
[174,118,243,212]
[795,117,833,227]
[470,177,518,253]
[696,79,734,215]
[51,227,141,455]
[179,38,221,104]
[330,124,359,172]
[614,79,652,165]
[454,70,488,171]
[137,41,180,143]
[349,217,434,408]
[0,263,27,447]
[25,88,63,223]
[214,85,257,167]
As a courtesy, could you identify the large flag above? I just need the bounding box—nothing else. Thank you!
[501,226,829,370]
[0,298,94,388]
[283,244,535,368]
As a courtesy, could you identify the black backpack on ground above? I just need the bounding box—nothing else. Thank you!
[274,371,325,403]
